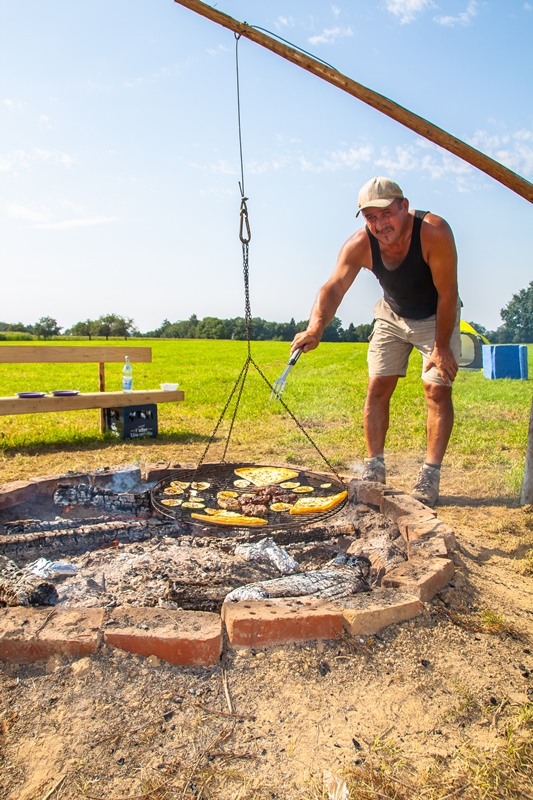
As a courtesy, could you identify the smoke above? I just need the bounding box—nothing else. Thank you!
[347,460,365,476]
[107,466,142,494]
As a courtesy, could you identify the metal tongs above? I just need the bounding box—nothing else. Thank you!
[270,348,303,401]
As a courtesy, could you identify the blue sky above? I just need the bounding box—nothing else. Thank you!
[1,0,532,333]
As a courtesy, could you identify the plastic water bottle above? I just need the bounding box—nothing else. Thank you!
[122,356,133,393]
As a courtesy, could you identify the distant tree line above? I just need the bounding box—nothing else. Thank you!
[145,315,373,342]
[65,314,138,340]
[2,281,532,343]
[0,316,62,340]
[0,313,372,342]
[0,314,137,340]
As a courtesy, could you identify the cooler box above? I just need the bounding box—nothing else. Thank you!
[482,345,528,380]
[105,404,158,439]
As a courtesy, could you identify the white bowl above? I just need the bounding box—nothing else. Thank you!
[160,383,179,391]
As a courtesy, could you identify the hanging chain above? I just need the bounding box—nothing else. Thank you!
[239,212,252,350]
[236,33,253,351]
[196,34,344,483]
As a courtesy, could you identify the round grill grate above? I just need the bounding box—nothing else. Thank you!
[151,463,348,532]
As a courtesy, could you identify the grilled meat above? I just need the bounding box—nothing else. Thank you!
[217,498,241,512]
[241,503,269,517]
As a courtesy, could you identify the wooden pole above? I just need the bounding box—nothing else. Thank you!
[173,0,533,205]
[521,396,533,506]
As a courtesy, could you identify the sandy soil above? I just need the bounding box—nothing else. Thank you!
[1,458,532,799]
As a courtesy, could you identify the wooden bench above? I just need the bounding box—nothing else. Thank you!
[0,346,184,434]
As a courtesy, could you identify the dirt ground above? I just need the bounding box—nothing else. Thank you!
[1,457,532,800]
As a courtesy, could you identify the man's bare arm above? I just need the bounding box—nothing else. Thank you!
[422,214,459,384]
[291,230,368,353]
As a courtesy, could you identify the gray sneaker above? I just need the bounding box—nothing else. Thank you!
[410,464,440,507]
[361,457,386,484]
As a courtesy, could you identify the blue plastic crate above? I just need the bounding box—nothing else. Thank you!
[482,345,528,380]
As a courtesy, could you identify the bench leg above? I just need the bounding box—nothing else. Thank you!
[99,362,106,434]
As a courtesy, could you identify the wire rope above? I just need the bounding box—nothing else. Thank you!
[197,33,343,483]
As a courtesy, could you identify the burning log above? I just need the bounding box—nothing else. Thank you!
[54,484,151,517]
[0,555,58,607]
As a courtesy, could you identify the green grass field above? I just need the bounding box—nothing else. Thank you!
[0,339,531,496]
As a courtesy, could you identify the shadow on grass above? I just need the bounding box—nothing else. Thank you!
[439,493,522,509]
[0,430,213,458]
[457,538,533,570]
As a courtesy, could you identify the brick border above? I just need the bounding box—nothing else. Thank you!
[0,470,456,661]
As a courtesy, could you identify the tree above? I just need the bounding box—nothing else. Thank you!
[0,321,32,333]
[322,316,343,342]
[154,315,199,339]
[226,317,248,340]
[467,320,488,337]
[69,319,97,339]
[34,316,61,339]
[499,281,533,343]
[342,322,373,342]
[197,316,228,339]
[112,316,137,339]
[95,314,137,340]
[143,314,375,342]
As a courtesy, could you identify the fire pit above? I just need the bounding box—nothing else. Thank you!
[0,462,457,663]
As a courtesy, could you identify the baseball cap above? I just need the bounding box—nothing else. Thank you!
[356,176,404,216]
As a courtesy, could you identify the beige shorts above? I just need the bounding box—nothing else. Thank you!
[367,298,461,386]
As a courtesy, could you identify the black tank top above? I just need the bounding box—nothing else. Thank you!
[366,210,438,320]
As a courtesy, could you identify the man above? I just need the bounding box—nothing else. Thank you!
[291,176,460,506]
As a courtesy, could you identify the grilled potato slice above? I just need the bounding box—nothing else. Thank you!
[290,490,347,515]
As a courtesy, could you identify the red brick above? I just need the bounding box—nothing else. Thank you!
[0,481,34,511]
[407,536,449,560]
[342,589,423,635]
[143,462,172,482]
[357,482,386,507]
[103,607,221,666]
[382,557,454,602]
[0,607,104,663]
[167,461,198,473]
[29,473,92,499]
[438,529,457,551]
[222,598,343,648]
[396,511,439,541]
[29,475,61,496]
[381,493,437,523]
[397,513,438,540]
[397,514,456,546]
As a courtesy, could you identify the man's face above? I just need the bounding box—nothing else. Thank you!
[361,199,408,244]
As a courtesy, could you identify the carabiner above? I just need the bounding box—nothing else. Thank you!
[239,196,251,244]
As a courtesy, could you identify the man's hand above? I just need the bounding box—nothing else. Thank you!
[291,330,321,355]
[291,329,321,355]
[425,345,458,385]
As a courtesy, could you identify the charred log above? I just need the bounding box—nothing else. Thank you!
[225,556,371,602]
[3,516,110,535]
[0,555,58,607]
[54,484,151,517]
[0,519,190,563]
